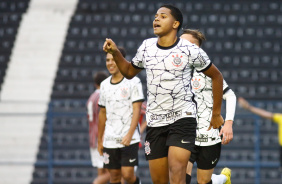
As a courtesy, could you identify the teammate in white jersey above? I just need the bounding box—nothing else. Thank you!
[98,47,144,184]
[103,4,224,184]
[181,29,236,184]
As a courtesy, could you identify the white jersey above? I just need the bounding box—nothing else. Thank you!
[192,71,231,146]
[98,76,144,148]
[132,37,211,127]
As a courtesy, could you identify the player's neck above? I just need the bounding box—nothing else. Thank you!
[111,72,124,84]
[157,32,178,47]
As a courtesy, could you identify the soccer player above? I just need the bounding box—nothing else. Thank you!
[181,29,235,184]
[238,97,282,171]
[98,47,144,184]
[103,4,224,184]
[87,71,110,184]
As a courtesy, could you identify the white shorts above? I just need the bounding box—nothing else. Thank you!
[90,148,104,168]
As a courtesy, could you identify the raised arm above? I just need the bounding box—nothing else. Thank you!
[103,38,142,79]
[202,64,224,130]
[238,97,273,120]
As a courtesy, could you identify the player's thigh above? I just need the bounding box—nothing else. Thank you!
[168,146,191,170]
[121,166,135,181]
[144,125,169,160]
[148,157,169,184]
[108,169,122,182]
[197,168,214,184]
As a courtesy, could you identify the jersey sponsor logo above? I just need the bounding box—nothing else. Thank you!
[150,110,182,122]
[171,54,183,67]
[144,141,151,155]
[129,158,136,163]
[196,134,208,142]
[103,152,110,164]
[181,139,191,144]
[192,77,201,90]
[120,87,129,98]
[212,158,217,164]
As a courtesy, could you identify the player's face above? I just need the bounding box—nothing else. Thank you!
[106,53,120,75]
[153,7,177,36]
[180,34,200,47]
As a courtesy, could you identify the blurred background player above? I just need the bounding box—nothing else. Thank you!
[181,29,236,184]
[238,97,282,171]
[87,71,110,184]
[98,47,144,184]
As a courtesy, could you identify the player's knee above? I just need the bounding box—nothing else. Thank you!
[122,173,135,183]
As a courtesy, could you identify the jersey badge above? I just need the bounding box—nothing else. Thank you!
[172,54,183,67]
[192,77,201,90]
[103,152,110,164]
[144,141,151,155]
[120,87,129,98]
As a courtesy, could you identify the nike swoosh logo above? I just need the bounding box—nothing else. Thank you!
[129,158,136,163]
[181,139,191,144]
[212,158,217,164]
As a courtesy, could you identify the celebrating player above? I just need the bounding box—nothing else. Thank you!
[103,4,224,184]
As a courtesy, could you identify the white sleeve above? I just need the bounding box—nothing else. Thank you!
[223,89,237,121]
[131,77,145,102]
[131,40,146,69]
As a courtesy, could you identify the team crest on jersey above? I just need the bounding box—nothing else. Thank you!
[144,141,151,155]
[171,54,183,67]
[192,77,201,90]
[120,87,129,98]
[103,152,110,164]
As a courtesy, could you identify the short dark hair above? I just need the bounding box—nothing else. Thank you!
[106,46,126,58]
[181,29,206,47]
[118,46,126,58]
[160,4,183,32]
[94,71,108,86]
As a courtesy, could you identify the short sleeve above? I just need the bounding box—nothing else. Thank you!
[273,113,282,125]
[191,47,212,72]
[131,77,145,103]
[98,82,106,108]
[132,40,146,69]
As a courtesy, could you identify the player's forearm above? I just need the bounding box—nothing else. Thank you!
[112,50,136,79]
[212,74,223,115]
[248,106,273,120]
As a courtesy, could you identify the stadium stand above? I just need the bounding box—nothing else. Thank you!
[0,0,281,184]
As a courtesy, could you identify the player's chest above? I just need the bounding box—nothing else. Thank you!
[144,52,189,71]
[105,83,131,101]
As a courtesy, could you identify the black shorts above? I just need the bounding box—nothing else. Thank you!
[144,117,197,160]
[103,143,139,169]
[189,142,221,170]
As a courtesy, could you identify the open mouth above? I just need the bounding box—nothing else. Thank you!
[154,24,161,29]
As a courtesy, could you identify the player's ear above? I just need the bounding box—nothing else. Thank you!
[173,21,180,30]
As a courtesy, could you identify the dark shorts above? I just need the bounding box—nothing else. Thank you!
[189,142,221,170]
[144,117,197,160]
[103,143,139,169]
